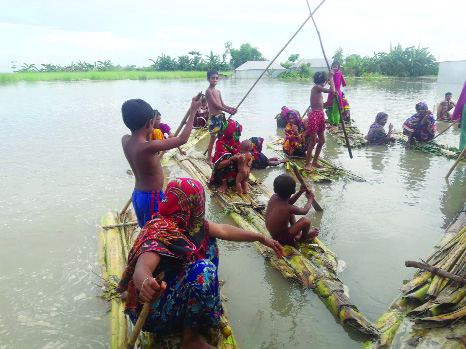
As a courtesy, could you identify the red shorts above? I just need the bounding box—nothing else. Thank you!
[275,229,297,247]
[307,110,326,135]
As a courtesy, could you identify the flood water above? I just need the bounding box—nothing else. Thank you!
[0,77,465,348]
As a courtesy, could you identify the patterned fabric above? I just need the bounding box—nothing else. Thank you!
[403,102,436,142]
[283,123,306,156]
[307,110,326,134]
[326,105,340,126]
[249,137,269,169]
[150,129,165,141]
[452,81,466,127]
[118,178,223,332]
[194,109,209,128]
[208,113,226,135]
[132,190,165,228]
[326,67,346,109]
[342,96,350,121]
[366,112,388,145]
[209,120,242,185]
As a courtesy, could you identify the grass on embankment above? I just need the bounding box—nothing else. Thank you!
[0,71,233,83]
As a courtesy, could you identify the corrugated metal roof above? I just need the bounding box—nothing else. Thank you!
[290,58,328,69]
[235,61,286,71]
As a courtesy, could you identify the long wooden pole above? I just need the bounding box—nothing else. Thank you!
[227,0,327,120]
[432,119,458,141]
[445,145,466,179]
[405,261,466,285]
[126,272,165,349]
[291,164,323,211]
[305,0,353,159]
[120,93,203,216]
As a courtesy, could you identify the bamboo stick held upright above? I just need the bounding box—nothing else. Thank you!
[305,0,353,159]
[291,164,323,211]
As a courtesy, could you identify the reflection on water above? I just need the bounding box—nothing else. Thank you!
[0,78,465,348]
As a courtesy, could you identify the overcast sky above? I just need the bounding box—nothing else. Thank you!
[1,0,465,73]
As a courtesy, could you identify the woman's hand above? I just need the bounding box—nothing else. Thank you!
[262,237,284,259]
[139,277,167,303]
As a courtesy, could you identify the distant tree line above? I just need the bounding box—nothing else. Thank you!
[11,42,266,73]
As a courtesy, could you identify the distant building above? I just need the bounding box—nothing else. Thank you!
[290,58,327,74]
[438,60,466,84]
[234,61,286,79]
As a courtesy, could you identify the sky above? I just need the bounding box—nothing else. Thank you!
[1,0,465,73]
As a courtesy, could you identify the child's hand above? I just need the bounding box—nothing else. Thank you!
[328,68,335,77]
[389,123,393,131]
[139,277,167,303]
[262,237,284,259]
[299,184,307,193]
[305,189,315,201]
[191,95,203,110]
[230,107,237,115]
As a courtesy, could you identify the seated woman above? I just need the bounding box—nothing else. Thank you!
[402,102,436,148]
[118,178,283,349]
[209,119,243,193]
[249,137,288,169]
[283,110,307,156]
[275,106,291,128]
[365,112,394,144]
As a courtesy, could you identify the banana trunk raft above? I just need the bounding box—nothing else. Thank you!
[364,204,466,348]
[326,120,369,148]
[267,137,365,183]
[174,152,378,337]
[391,131,463,161]
[98,210,237,349]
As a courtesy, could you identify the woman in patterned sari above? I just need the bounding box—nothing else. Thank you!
[283,110,307,156]
[403,102,436,148]
[365,112,394,145]
[118,178,283,349]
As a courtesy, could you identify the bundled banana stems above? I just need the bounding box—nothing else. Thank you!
[99,210,237,348]
[365,220,466,348]
[161,128,209,164]
[391,131,462,160]
[267,137,365,182]
[327,121,369,148]
[174,152,378,337]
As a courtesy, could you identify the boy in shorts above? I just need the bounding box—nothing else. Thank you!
[205,70,237,166]
[265,174,319,246]
[121,96,201,227]
[304,69,335,171]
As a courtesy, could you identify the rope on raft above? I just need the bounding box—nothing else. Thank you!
[305,0,353,159]
[227,0,327,120]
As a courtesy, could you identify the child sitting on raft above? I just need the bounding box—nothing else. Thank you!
[149,110,186,155]
[265,174,319,247]
[341,92,351,122]
[121,96,201,228]
[304,69,335,171]
[236,140,253,194]
[194,97,209,128]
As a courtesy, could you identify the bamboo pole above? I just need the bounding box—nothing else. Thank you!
[432,119,458,140]
[445,145,466,179]
[126,272,165,349]
[405,261,466,286]
[305,0,352,159]
[291,163,323,211]
[227,0,327,120]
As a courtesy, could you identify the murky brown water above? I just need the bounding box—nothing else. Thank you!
[0,77,465,348]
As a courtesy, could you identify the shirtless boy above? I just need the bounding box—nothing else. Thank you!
[265,174,319,246]
[121,96,201,227]
[205,70,237,165]
[236,140,253,194]
[437,92,456,121]
[304,69,335,171]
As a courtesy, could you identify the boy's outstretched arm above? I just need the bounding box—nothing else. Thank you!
[146,96,201,153]
[288,185,306,205]
[290,190,314,215]
[209,222,284,258]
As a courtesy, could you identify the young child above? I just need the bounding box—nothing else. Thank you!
[205,70,237,166]
[341,92,351,122]
[236,140,253,194]
[437,92,456,121]
[265,174,319,246]
[326,61,346,128]
[194,97,209,128]
[149,110,186,155]
[121,96,201,228]
[304,69,335,171]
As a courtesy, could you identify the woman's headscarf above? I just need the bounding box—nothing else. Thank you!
[416,102,428,112]
[280,107,291,120]
[118,178,208,293]
[366,112,388,140]
[213,119,242,162]
[452,81,466,126]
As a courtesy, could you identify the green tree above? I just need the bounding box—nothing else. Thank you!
[150,54,176,71]
[229,43,266,69]
[288,54,300,62]
[188,51,202,70]
[177,55,192,71]
[332,47,344,65]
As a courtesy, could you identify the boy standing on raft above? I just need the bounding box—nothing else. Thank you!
[205,70,237,166]
[265,174,319,246]
[304,69,335,171]
[121,97,201,228]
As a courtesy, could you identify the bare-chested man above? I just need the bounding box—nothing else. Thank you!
[304,69,335,171]
[205,70,237,166]
[437,92,456,121]
[265,174,319,247]
[121,96,201,227]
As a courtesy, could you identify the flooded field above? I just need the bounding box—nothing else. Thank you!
[0,77,465,348]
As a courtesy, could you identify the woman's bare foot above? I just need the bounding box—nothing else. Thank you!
[311,162,325,169]
[218,181,228,193]
[303,165,314,171]
[206,158,214,166]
